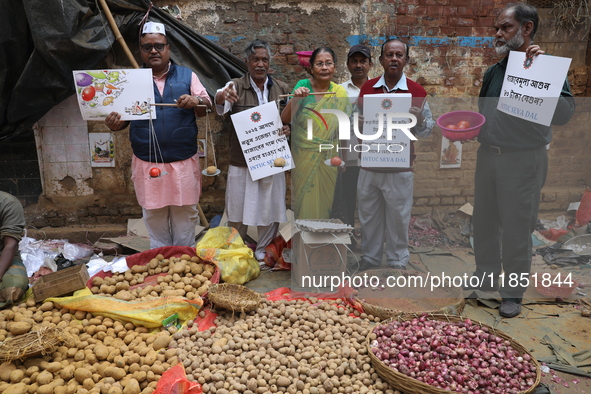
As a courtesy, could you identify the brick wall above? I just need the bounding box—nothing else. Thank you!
[23,0,591,225]
[173,0,591,217]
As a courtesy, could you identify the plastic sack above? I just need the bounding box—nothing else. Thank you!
[263,236,291,271]
[48,288,203,328]
[19,236,59,278]
[196,227,259,285]
[577,188,591,226]
[153,364,202,394]
[86,246,220,289]
[61,242,93,261]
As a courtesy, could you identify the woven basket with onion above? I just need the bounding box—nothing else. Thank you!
[366,313,541,394]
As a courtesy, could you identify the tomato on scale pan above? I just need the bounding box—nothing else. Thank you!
[149,168,161,178]
[330,156,342,166]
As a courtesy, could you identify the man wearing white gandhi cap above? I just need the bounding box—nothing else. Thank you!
[105,21,212,249]
[142,21,166,35]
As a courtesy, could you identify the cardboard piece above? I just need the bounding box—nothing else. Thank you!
[458,203,473,216]
[282,219,351,288]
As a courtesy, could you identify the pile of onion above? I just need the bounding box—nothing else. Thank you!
[370,316,537,394]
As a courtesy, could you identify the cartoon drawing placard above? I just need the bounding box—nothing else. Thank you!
[497,51,571,126]
[230,101,293,181]
[73,69,156,121]
[361,93,412,168]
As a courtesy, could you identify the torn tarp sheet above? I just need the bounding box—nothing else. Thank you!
[538,244,591,266]
[1,0,247,142]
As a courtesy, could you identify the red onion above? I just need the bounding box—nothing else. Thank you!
[370,317,538,393]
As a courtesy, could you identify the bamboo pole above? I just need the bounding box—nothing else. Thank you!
[278,92,336,98]
[97,0,140,69]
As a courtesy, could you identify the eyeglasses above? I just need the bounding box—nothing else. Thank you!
[313,61,334,68]
[140,43,168,53]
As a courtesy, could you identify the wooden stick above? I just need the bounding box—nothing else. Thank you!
[151,103,208,107]
[278,92,337,98]
[97,0,140,69]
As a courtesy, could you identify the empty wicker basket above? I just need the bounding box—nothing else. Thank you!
[207,283,261,313]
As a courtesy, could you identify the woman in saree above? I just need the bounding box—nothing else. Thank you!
[281,47,351,219]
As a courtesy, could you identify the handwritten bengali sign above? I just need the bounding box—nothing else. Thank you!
[231,101,293,181]
[361,93,412,168]
[497,51,571,126]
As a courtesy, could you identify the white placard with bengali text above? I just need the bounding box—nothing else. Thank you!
[361,93,412,168]
[231,101,293,181]
[497,51,571,126]
[73,69,156,121]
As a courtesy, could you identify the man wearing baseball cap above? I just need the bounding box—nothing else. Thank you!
[341,44,373,99]
[331,45,373,235]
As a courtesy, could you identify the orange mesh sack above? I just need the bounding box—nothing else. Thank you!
[154,364,202,394]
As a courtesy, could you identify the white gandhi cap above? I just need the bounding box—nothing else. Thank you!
[142,22,166,35]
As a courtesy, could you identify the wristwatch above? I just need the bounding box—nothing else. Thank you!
[196,96,203,105]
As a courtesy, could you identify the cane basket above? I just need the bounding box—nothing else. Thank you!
[207,283,261,312]
[0,326,72,363]
[353,268,465,320]
[366,314,541,394]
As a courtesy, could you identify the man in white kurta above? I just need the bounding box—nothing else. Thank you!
[215,39,291,266]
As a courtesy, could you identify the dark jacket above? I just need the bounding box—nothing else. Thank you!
[130,64,198,163]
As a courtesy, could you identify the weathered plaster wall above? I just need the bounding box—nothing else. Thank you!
[24,0,591,226]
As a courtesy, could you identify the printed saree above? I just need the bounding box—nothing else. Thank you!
[290,79,351,219]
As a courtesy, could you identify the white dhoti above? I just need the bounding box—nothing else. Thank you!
[226,165,287,260]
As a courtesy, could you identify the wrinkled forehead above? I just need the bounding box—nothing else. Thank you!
[250,48,270,59]
[496,8,517,26]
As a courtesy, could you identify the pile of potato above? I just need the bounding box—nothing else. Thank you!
[172,298,403,394]
[0,253,409,394]
[89,254,215,302]
[0,299,175,394]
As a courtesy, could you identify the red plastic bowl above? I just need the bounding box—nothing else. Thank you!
[436,111,485,142]
[296,51,313,68]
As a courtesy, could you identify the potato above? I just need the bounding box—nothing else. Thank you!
[0,362,17,381]
[114,291,133,301]
[9,368,25,383]
[148,334,169,349]
[60,365,76,380]
[75,368,93,384]
[45,362,62,373]
[171,260,186,274]
[131,265,148,274]
[94,344,110,361]
[36,370,53,385]
[8,321,31,335]
[122,378,141,394]
[3,382,27,394]
[39,302,54,311]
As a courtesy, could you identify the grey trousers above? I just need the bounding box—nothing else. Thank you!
[473,145,548,298]
[357,170,413,267]
[143,205,199,249]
